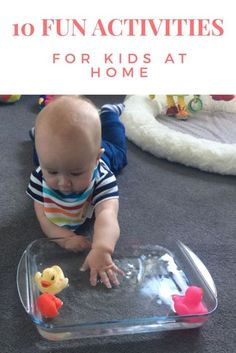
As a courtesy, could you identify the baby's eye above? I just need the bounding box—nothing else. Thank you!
[48,171,58,175]
[70,172,82,176]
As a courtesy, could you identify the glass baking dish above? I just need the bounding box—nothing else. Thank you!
[17,237,217,341]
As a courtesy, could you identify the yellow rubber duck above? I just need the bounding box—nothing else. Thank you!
[34,265,69,295]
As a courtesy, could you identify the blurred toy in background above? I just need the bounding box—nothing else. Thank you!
[211,95,235,101]
[149,94,235,119]
[172,286,208,316]
[38,95,55,109]
[34,265,69,295]
[148,95,156,100]
[187,95,203,113]
[0,95,21,104]
[166,95,189,120]
[36,293,63,318]
[148,95,190,120]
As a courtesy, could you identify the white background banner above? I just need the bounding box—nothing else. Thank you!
[0,0,235,94]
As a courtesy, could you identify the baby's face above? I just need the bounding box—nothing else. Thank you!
[42,163,95,194]
[35,96,102,194]
[38,138,100,194]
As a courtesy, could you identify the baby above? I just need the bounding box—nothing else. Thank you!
[27,96,127,288]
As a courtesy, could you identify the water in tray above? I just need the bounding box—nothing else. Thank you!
[36,245,189,326]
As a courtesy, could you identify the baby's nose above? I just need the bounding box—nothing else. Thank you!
[58,176,71,187]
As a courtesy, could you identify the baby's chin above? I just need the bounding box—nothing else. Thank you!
[59,188,86,195]
[60,191,73,195]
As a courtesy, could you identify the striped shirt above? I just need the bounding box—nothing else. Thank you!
[26,160,119,230]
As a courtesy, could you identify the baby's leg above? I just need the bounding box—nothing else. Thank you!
[100,104,127,175]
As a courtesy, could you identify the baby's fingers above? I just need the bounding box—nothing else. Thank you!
[112,264,125,277]
[99,270,112,289]
[107,269,120,286]
[103,264,124,287]
[90,268,98,287]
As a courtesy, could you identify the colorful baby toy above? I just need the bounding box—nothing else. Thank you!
[149,95,195,120]
[172,286,208,316]
[166,95,189,120]
[0,95,21,104]
[187,95,203,113]
[34,265,68,318]
[38,95,55,110]
[35,265,69,295]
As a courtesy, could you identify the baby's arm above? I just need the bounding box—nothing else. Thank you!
[81,199,124,288]
[34,201,91,252]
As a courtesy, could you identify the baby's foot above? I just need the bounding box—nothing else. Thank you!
[100,103,125,117]
[29,127,35,141]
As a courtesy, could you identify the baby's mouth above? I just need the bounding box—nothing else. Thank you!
[60,189,73,194]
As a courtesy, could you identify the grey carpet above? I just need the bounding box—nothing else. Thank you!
[0,95,235,353]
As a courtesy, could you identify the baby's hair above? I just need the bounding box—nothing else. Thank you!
[52,95,98,112]
[36,95,102,161]
[77,95,98,110]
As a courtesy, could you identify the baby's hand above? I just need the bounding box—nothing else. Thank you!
[80,248,124,288]
[62,235,91,252]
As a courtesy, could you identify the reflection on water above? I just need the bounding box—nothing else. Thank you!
[116,253,189,312]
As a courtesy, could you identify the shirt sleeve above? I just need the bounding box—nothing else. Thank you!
[92,161,119,206]
[26,167,44,204]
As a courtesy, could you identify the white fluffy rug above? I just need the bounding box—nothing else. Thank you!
[121,95,236,175]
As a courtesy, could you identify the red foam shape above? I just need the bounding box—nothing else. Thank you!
[36,293,63,318]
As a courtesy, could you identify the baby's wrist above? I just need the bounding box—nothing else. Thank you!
[53,233,74,246]
[55,237,68,247]
[91,243,113,255]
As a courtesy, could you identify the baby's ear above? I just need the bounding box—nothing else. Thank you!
[97,148,105,162]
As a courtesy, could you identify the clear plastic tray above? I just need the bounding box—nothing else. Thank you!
[17,238,217,341]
